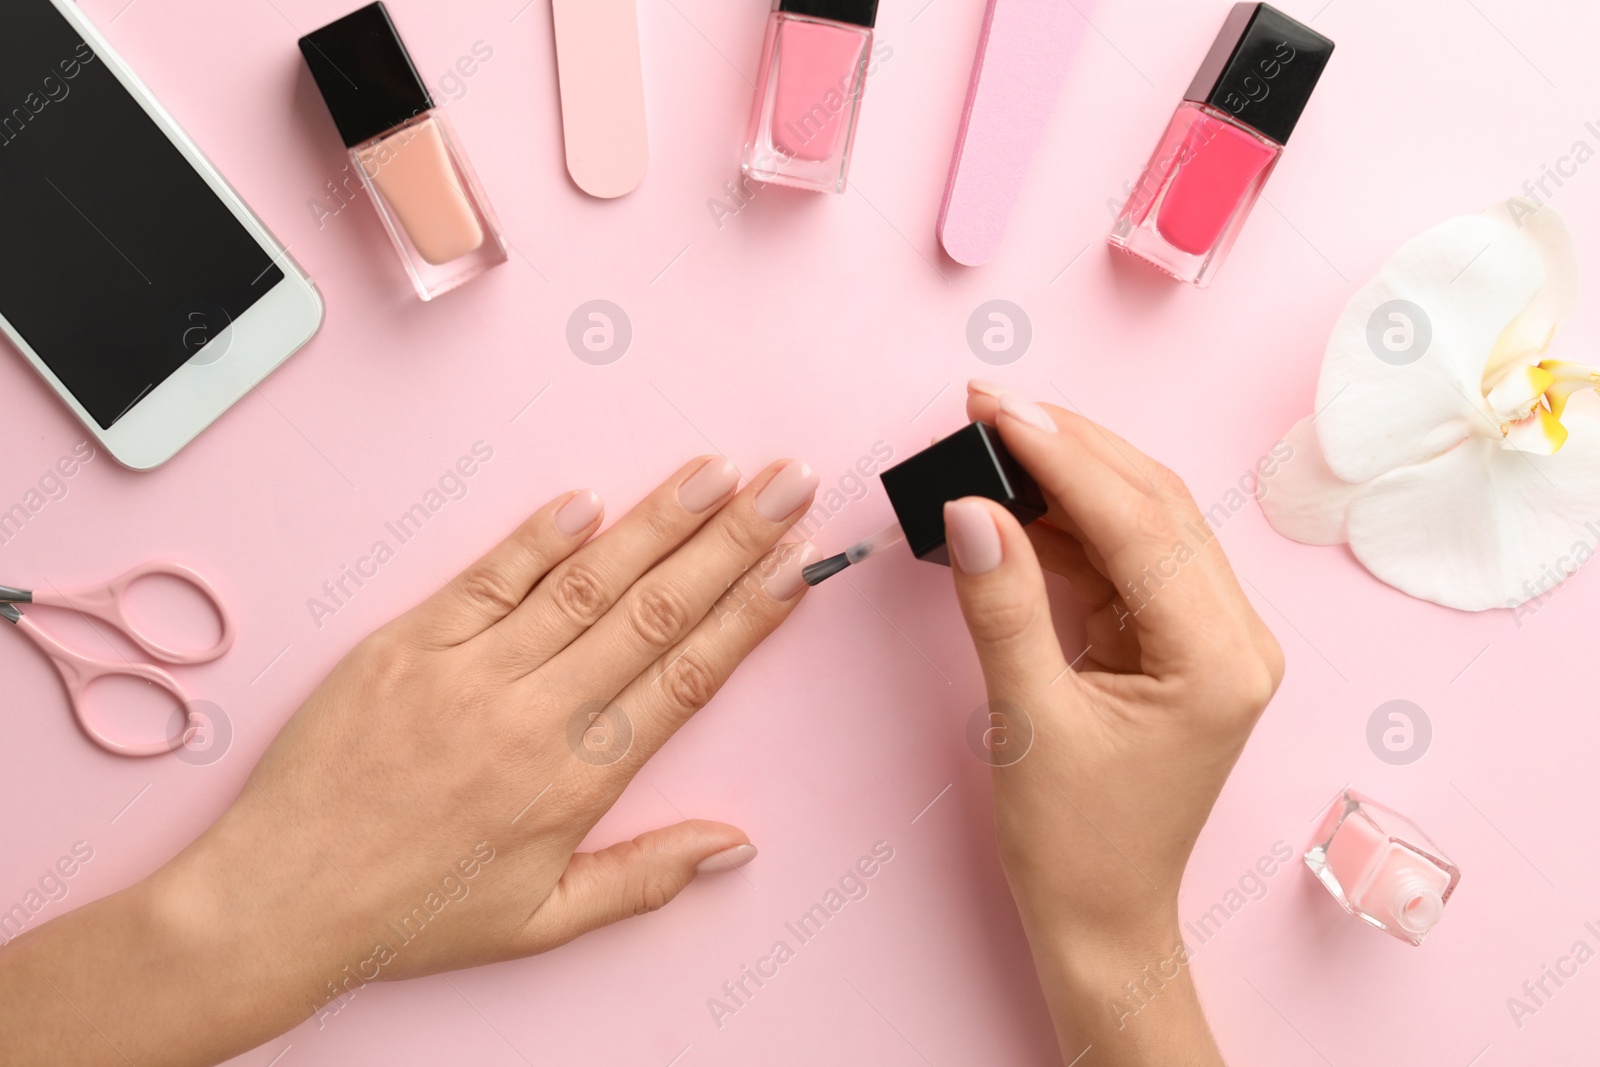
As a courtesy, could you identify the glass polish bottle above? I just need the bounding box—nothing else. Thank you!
[1109,3,1333,288]
[300,2,507,300]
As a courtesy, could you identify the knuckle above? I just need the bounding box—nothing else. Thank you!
[1235,662,1280,719]
[1151,462,1195,504]
[711,574,765,630]
[455,566,524,618]
[659,646,721,715]
[1254,630,1287,699]
[349,629,420,685]
[632,872,674,916]
[964,590,1041,647]
[1199,635,1283,727]
[551,564,609,627]
[626,583,693,648]
[1131,495,1177,544]
[716,515,770,560]
[638,506,682,547]
[608,839,677,916]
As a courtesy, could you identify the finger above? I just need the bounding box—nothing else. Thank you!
[1083,601,1145,674]
[523,821,755,950]
[1026,522,1116,605]
[976,387,1237,672]
[484,456,742,672]
[945,498,1069,707]
[967,386,1122,577]
[568,541,817,793]
[406,489,605,647]
[548,460,818,697]
[969,381,1161,494]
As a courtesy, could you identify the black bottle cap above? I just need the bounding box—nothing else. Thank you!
[880,423,1047,567]
[1183,3,1334,145]
[779,0,879,30]
[299,3,434,149]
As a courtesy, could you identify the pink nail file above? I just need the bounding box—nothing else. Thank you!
[551,0,649,198]
[936,0,1092,266]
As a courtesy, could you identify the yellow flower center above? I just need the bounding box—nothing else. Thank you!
[1485,360,1600,454]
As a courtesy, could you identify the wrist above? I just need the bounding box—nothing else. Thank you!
[1019,910,1221,1067]
[141,794,368,1029]
[1023,906,1188,998]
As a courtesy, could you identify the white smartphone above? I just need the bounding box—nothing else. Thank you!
[0,0,324,470]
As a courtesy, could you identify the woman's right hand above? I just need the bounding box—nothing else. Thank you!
[945,380,1285,1066]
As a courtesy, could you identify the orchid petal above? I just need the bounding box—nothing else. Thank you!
[1315,214,1553,485]
[1344,391,1600,611]
[1256,417,1361,546]
[1481,199,1581,380]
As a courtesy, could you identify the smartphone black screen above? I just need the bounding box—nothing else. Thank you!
[0,1,285,429]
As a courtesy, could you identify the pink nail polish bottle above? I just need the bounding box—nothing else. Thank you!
[742,0,880,194]
[1305,790,1460,946]
[301,3,507,301]
[1109,3,1333,287]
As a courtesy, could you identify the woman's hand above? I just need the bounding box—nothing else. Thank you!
[0,455,821,1067]
[948,381,1285,1067]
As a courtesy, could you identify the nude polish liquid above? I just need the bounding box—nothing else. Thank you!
[1109,3,1333,287]
[742,0,881,194]
[301,3,506,300]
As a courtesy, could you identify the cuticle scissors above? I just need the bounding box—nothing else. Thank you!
[1,562,235,758]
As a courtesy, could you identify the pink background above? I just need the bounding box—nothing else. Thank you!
[3,0,1597,1063]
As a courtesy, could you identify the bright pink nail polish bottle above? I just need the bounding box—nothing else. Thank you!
[743,0,881,194]
[1305,790,1460,946]
[1110,3,1333,287]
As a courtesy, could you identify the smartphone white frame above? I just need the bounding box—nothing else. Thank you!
[0,0,325,471]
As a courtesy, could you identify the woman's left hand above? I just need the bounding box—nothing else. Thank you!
[0,455,820,1067]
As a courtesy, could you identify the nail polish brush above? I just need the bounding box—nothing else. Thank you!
[803,422,1046,587]
[803,522,905,586]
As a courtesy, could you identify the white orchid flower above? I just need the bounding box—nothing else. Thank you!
[1259,199,1600,612]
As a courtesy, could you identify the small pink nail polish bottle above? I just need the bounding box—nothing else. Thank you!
[1305,790,1460,946]
[742,0,881,194]
[300,3,507,301]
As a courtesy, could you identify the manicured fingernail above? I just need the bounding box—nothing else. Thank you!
[696,844,758,875]
[764,542,819,601]
[679,457,741,513]
[968,379,1006,399]
[945,500,1003,575]
[555,489,603,535]
[998,391,1057,433]
[754,461,819,522]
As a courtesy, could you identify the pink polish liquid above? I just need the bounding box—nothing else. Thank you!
[359,117,484,267]
[743,1,879,194]
[1305,789,1460,946]
[771,22,867,161]
[1109,4,1333,287]
[1151,105,1278,256]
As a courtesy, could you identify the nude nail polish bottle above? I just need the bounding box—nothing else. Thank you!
[301,3,506,300]
[742,0,880,194]
[1305,789,1460,946]
[1109,3,1333,287]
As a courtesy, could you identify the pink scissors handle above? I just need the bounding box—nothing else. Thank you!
[14,614,188,758]
[31,562,234,667]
